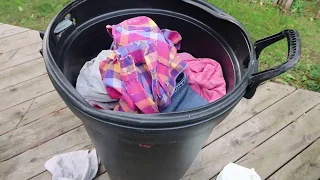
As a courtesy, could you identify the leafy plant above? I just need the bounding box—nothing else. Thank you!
[306,80,320,92]
[291,0,306,13]
[308,66,320,91]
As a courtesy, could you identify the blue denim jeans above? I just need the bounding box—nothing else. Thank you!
[161,73,208,113]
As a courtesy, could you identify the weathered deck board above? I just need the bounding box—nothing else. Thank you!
[0,126,91,180]
[0,58,46,90]
[205,83,295,146]
[0,90,66,135]
[95,173,112,180]
[236,104,320,179]
[0,42,42,71]
[268,136,320,180]
[0,30,41,53]
[0,24,29,39]
[182,90,320,180]
[19,91,66,127]
[0,108,82,162]
[29,172,52,180]
[0,74,54,112]
[0,100,33,135]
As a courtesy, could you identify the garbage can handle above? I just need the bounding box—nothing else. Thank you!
[244,29,301,99]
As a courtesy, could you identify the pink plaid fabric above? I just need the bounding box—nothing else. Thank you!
[100,16,187,114]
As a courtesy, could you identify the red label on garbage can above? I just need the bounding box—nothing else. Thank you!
[139,144,152,148]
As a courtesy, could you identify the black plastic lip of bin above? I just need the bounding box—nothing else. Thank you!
[42,0,256,129]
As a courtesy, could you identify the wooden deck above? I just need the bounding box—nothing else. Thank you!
[0,24,320,180]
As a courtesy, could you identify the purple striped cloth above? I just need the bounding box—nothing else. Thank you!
[100,16,187,114]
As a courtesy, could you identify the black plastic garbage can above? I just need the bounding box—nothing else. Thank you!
[41,0,301,179]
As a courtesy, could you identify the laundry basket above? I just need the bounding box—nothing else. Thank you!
[40,0,301,179]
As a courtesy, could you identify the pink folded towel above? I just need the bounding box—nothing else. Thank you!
[178,53,226,103]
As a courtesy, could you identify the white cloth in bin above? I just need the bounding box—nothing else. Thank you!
[45,149,99,180]
[217,163,261,180]
[76,50,118,109]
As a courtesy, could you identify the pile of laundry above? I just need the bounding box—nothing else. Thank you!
[76,16,226,114]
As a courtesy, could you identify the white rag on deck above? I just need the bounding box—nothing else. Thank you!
[45,149,99,180]
[217,163,262,180]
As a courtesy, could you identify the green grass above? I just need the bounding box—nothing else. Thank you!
[209,0,320,92]
[0,0,319,92]
[0,0,70,30]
